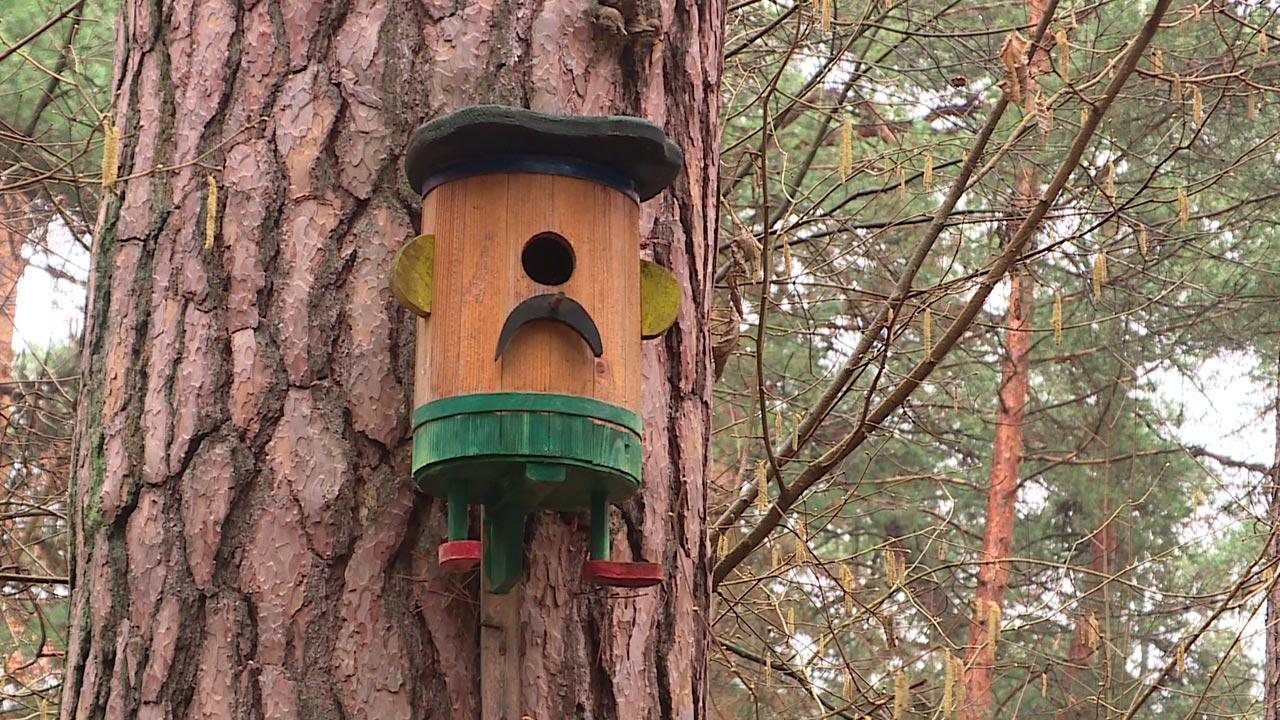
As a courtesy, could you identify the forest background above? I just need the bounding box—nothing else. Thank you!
[2,0,1280,718]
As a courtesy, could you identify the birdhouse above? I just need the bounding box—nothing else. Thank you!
[394,106,683,594]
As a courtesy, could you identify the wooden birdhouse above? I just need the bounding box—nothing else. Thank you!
[393,106,683,593]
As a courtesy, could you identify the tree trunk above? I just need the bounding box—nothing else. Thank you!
[62,3,722,719]
[960,4,1050,713]
[961,261,1033,720]
[1056,509,1115,720]
[1265,347,1280,720]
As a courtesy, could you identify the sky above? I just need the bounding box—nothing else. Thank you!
[11,220,87,355]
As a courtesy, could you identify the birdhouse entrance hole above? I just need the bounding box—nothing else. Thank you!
[522,232,575,285]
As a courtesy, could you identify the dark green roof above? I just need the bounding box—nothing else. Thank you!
[405,105,683,201]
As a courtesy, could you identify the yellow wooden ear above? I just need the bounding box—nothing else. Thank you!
[391,233,435,317]
[640,260,680,338]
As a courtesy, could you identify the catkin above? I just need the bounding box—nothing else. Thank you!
[1178,187,1190,229]
[756,461,769,514]
[1152,48,1163,75]
[1176,645,1186,674]
[1249,92,1257,121]
[1137,225,1149,260]
[820,0,832,33]
[1192,86,1203,125]
[1261,29,1269,55]
[923,307,933,360]
[839,117,854,181]
[1106,161,1115,197]
[923,155,933,189]
[840,564,855,613]
[1086,611,1099,651]
[101,118,120,189]
[942,651,955,718]
[205,174,218,250]
[893,672,909,720]
[1056,29,1070,82]
[885,550,898,586]
[1092,249,1106,300]
[1052,291,1063,346]
[986,601,1001,653]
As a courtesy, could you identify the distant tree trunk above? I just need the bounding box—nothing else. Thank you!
[1266,348,1280,720]
[961,4,1050,715]
[1056,510,1115,720]
[61,2,722,719]
[961,258,1033,720]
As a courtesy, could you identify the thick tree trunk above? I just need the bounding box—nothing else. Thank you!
[62,2,721,719]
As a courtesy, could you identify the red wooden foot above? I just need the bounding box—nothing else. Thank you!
[583,560,663,588]
[438,540,482,573]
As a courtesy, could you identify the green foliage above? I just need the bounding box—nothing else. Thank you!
[710,1,1279,718]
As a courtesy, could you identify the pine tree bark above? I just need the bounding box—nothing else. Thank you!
[960,3,1050,714]
[62,2,722,718]
[961,261,1032,720]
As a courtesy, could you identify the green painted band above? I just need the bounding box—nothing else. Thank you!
[413,393,642,435]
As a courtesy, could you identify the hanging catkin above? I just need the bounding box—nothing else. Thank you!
[840,564,855,613]
[839,116,854,181]
[101,118,119,189]
[205,175,218,250]
[893,671,910,720]
[1092,247,1107,300]
[942,651,955,719]
[1056,29,1070,82]
[923,307,933,359]
[986,601,1001,653]
[1052,291,1063,346]
[756,461,769,514]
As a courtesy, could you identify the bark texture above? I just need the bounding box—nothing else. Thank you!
[62,1,722,718]
[961,6,1049,714]
[961,264,1032,720]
